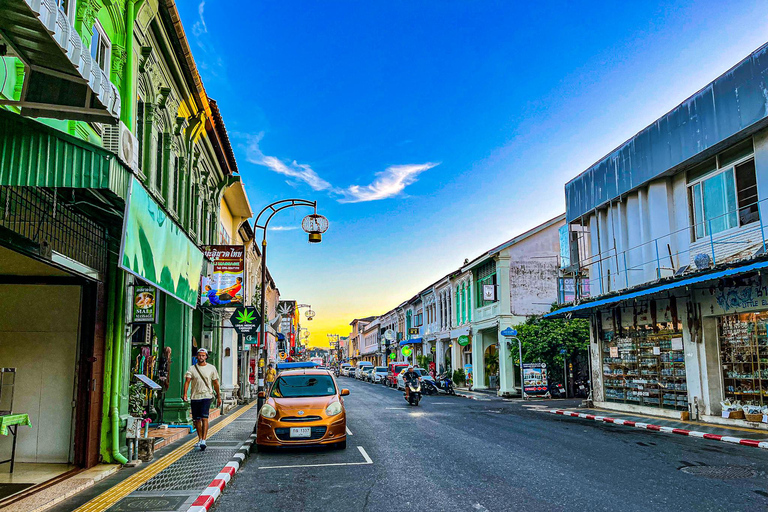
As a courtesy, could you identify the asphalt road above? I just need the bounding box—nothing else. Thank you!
[215,377,768,512]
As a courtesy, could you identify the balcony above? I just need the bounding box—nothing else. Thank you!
[474,302,500,322]
[0,0,120,122]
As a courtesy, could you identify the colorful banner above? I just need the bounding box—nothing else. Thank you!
[523,362,549,396]
[132,285,157,323]
[200,245,245,307]
[119,177,204,308]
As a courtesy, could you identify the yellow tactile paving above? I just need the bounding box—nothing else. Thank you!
[74,402,257,512]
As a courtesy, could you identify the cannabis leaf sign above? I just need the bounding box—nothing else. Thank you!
[230,306,261,336]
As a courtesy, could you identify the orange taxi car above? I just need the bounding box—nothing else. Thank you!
[256,368,349,450]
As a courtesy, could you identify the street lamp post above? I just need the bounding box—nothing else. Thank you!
[253,200,327,416]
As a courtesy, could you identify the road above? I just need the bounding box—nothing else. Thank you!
[216,377,768,511]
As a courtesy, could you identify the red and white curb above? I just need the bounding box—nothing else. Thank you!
[549,409,768,450]
[187,433,257,512]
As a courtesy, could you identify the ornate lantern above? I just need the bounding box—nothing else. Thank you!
[305,309,315,321]
[302,213,329,243]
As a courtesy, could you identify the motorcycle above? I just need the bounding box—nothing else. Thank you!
[549,383,566,398]
[404,381,422,406]
[421,380,438,396]
[435,373,455,395]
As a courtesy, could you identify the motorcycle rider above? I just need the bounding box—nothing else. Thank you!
[403,365,422,401]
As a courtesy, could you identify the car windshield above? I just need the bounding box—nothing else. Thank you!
[270,375,337,398]
[375,367,387,372]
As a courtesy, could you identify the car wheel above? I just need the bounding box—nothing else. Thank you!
[255,443,270,453]
[335,439,347,450]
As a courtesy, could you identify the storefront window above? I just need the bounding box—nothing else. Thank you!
[601,304,687,411]
[718,312,768,406]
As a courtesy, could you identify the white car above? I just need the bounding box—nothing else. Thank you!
[371,366,388,383]
[355,363,373,379]
[340,365,352,377]
[396,368,435,390]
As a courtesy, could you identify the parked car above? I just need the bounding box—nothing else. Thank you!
[386,363,409,387]
[371,366,388,384]
[396,368,435,390]
[355,361,373,379]
[362,367,375,382]
[340,363,352,376]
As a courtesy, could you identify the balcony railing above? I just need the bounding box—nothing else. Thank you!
[562,198,768,303]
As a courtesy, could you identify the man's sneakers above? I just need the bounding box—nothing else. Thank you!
[194,442,200,449]
[200,439,207,452]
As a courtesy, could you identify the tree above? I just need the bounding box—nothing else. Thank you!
[510,311,590,386]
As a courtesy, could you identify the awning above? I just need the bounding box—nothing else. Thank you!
[399,338,423,346]
[545,259,768,319]
[0,0,120,122]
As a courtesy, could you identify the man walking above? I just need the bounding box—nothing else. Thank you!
[183,348,221,451]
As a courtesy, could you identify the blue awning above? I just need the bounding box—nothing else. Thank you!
[545,259,768,319]
[399,338,423,346]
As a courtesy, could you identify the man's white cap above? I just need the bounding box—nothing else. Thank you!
[197,348,208,355]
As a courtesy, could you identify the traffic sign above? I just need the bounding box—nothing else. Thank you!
[501,327,517,337]
[229,306,261,336]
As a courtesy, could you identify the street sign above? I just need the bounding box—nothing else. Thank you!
[500,327,517,337]
[229,306,261,336]
[560,348,567,355]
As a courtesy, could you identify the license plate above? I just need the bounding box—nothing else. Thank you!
[290,427,311,438]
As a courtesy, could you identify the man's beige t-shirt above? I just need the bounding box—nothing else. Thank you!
[185,364,219,400]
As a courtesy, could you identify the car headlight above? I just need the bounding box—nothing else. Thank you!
[259,403,277,419]
[325,401,343,416]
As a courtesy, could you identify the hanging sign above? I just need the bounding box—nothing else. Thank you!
[230,306,261,336]
[483,284,495,301]
[401,345,413,357]
[458,335,470,346]
[200,245,245,307]
[523,362,549,396]
[389,352,397,360]
[408,328,419,335]
[132,285,157,323]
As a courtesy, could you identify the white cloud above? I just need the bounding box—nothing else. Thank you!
[242,133,437,203]
[269,226,299,231]
[192,1,207,37]
[338,163,439,203]
[244,133,333,192]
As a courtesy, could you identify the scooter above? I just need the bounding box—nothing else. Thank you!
[435,373,456,395]
[421,380,438,396]
[404,381,422,406]
[549,383,566,398]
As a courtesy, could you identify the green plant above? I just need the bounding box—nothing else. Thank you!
[416,354,430,369]
[452,368,466,386]
[485,351,499,375]
[129,382,144,416]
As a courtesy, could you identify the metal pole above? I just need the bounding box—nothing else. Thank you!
[563,352,568,398]
[654,239,661,280]
[257,236,267,414]
[709,219,716,265]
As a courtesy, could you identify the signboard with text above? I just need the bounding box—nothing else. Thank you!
[523,362,549,396]
[132,285,157,323]
[200,245,245,307]
[230,306,261,336]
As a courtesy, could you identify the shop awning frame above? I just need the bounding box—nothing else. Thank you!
[545,259,768,319]
[399,338,423,346]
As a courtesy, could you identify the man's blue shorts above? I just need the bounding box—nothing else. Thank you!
[191,398,212,420]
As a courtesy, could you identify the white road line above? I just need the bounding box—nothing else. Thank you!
[358,446,373,464]
[385,407,408,410]
[346,426,353,435]
[473,503,489,511]
[431,402,452,405]
[258,445,374,470]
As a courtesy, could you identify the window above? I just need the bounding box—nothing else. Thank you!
[689,141,756,240]
[475,260,497,307]
[154,132,164,193]
[56,0,73,18]
[91,21,111,73]
[136,98,145,172]
[220,222,231,243]
[168,155,178,212]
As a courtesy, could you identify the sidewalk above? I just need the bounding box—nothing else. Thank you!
[35,401,259,512]
[545,406,768,450]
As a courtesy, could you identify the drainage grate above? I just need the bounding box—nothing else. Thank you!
[138,450,235,491]
[107,495,189,511]
[679,465,757,479]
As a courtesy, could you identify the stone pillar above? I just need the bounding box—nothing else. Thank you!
[496,255,512,314]
[497,324,517,396]
[471,329,486,390]
[220,319,238,407]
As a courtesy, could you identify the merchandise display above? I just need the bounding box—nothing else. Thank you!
[718,312,768,407]
[602,326,687,411]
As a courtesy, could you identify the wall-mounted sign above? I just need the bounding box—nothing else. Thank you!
[230,306,261,336]
[408,327,419,335]
[457,335,470,346]
[523,362,549,396]
[401,345,413,357]
[200,245,245,307]
[483,284,495,301]
[500,327,517,337]
[132,285,157,323]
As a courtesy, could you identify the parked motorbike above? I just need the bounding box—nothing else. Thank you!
[404,381,422,406]
[549,383,566,398]
[574,378,590,398]
[435,373,456,395]
[421,380,438,396]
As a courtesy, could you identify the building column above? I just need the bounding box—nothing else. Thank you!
[220,318,238,408]
[471,329,486,390]
[162,296,192,423]
[497,323,517,396]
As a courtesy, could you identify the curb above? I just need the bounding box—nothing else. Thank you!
[548,409,768,450]
[186,432,258,512]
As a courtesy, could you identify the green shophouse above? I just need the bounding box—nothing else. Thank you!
[0,0,239,471]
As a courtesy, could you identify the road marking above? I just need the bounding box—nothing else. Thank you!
[473,503,489,511]
[385,407,408,410]
[358,446,373,464]
[346,426,353,435]
[258,446,373,470]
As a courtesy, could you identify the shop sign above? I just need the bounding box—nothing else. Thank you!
[522,362,549,396]
[483,284,495,301]
[119,177,204,308]
[408,327,419,335]
[609,346,619,358]
[200,245,245,307]
[230,306,261,336]
[132,285,157,323]
[458,335,470,346]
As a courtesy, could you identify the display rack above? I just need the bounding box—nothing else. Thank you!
[602,328,687,411]
[718,312,768,406]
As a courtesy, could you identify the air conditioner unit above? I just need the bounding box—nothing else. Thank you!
[102,121,139,172]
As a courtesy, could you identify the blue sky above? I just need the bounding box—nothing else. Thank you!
[179,0,768,346]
